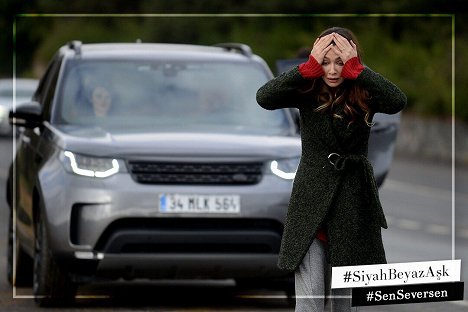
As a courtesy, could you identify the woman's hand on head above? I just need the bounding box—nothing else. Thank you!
[310,33,334,64]
[331,33,358,63]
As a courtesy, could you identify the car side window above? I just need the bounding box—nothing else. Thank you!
[32,65,52,103]
[40,58,62,121]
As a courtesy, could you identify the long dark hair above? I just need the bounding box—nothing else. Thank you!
[302,27,372,126]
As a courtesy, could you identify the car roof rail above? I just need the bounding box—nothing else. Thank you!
[67,40,82,56]
[213,43,253,57]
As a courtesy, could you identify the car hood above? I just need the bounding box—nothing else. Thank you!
[49,125,301,160]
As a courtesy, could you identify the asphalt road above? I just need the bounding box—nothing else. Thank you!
[0,136,467,311]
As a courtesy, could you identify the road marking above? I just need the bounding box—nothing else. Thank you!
[0,168,7,179]
[384,179,468,203]
[458,228,468,239]
[385,215,395,225]
[426,224,451,236]
[397,219,422,230]
[387,215,468,240]
[450,300,468,307]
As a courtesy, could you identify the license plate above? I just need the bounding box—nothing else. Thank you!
[159,194,240,214]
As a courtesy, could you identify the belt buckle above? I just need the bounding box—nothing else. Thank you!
[328,153,341,167]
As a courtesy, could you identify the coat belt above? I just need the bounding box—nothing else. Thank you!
[327,152,367,171]
[327,152,387,229]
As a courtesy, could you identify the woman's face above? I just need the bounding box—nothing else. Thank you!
[91,86,112,117]
[321,48,345,88]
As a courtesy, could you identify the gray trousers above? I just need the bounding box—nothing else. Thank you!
[295,239,357,312]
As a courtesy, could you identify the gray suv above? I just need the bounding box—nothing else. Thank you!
[7,41,400,306]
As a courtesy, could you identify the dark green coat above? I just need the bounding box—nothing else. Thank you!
[256,66,407,272]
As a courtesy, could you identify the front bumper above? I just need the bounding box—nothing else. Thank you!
[75,253,282,280]
[39,158,292,279]
[0,106,12,135]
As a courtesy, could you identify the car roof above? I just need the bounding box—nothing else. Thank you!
[61,42,257,62]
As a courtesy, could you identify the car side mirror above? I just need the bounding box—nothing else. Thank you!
[9,101,43,128]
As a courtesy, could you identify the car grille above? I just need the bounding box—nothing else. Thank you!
[94,218,283,254]
[127,161,263,185]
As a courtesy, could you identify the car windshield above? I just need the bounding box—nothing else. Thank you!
[54,59,292,136]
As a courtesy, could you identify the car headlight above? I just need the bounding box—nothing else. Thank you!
[0,106,9,120]
[269,158,300,180]
[61,151,123,178]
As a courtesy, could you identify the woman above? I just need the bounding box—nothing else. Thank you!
[256,27,407,311]
[90,85,112,117]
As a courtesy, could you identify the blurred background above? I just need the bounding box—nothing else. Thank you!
[1,0,467,164]
[0,1,467,311]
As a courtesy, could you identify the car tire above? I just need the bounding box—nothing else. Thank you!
[284,283,295,307]
[33,207,77,306]
[7,210,33,287]
[236,277,295,307]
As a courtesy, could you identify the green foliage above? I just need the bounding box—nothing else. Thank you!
[356,17,453,118]
[5,8,466,121]
[455,36,468,122]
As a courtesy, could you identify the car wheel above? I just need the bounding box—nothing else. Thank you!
[7,210,33,286]
[236,277,295,307]
[33,209,76,306]
[284,283,295,307]
[235,278,265,289]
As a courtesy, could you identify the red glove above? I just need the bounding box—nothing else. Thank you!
[298,55,325,79]
[341,56,365,79]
